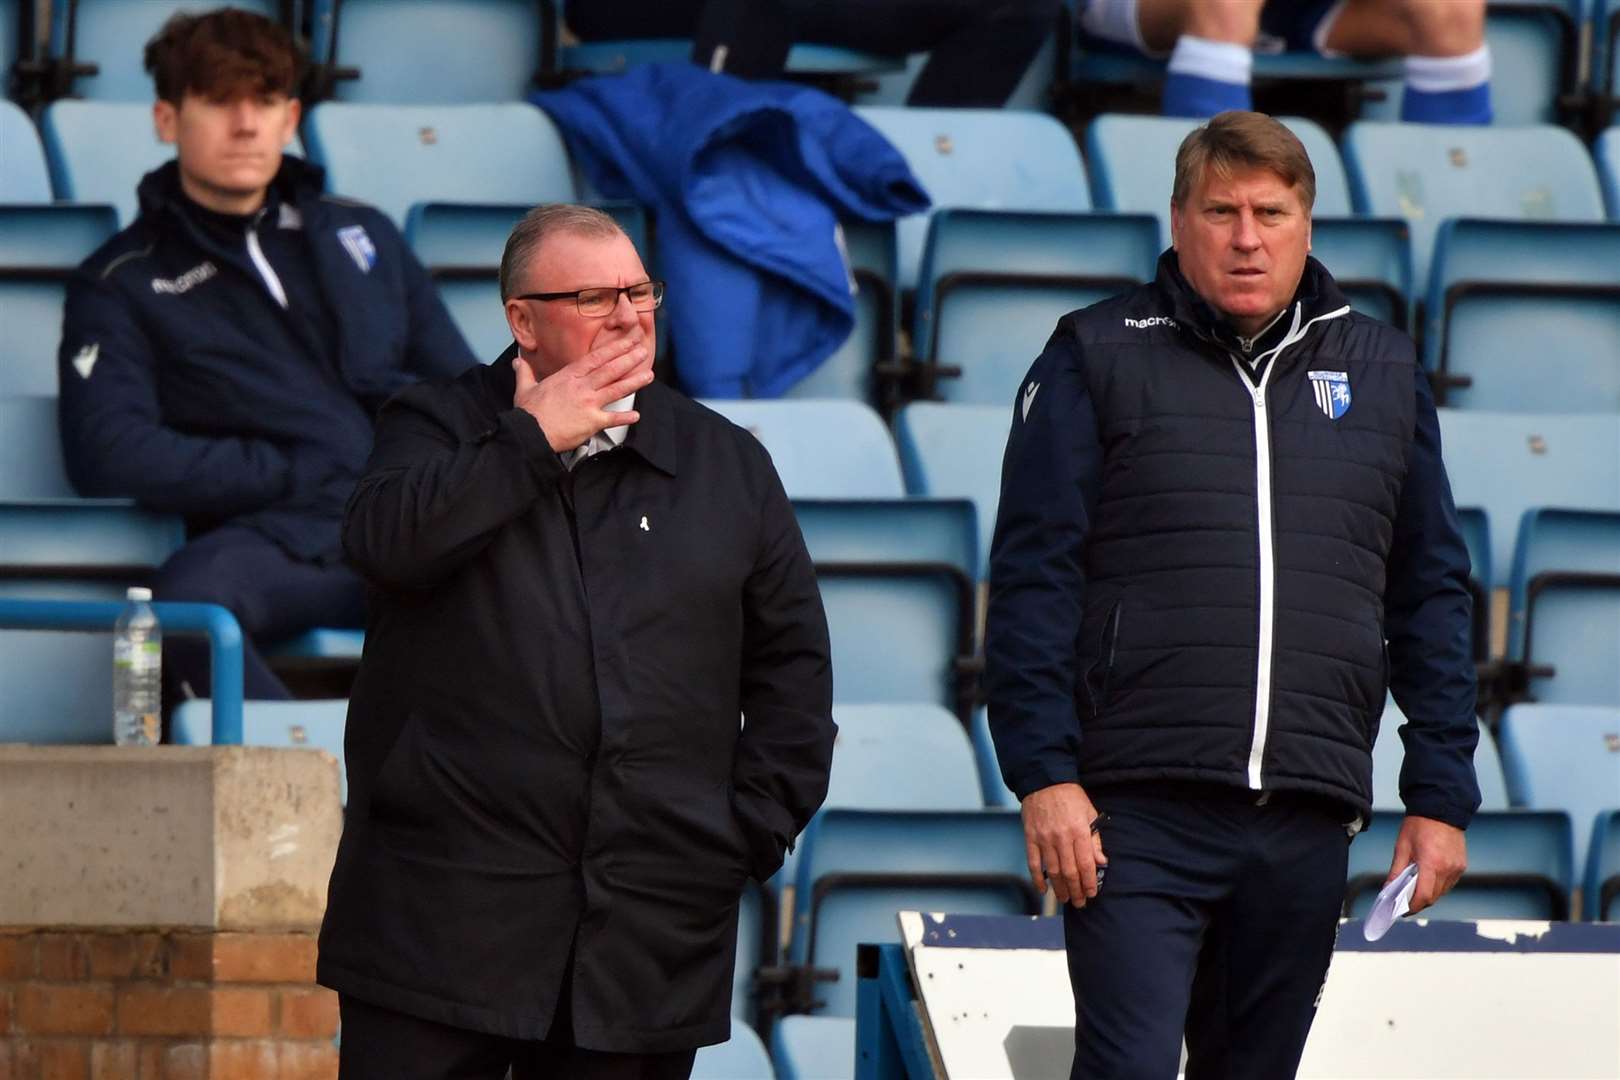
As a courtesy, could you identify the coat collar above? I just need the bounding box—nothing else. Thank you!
[1154,249,1348,355]
[485,345,678,476]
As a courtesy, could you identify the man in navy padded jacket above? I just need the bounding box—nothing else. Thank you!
[985,111,1479,1078]
[57,8,475,708]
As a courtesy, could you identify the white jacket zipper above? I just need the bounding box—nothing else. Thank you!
[245,211,289,309]
[1228,302,1350,789]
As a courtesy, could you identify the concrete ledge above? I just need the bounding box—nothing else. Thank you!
[0,747,341,930]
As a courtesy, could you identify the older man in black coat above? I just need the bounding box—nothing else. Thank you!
[318,204,836,1079]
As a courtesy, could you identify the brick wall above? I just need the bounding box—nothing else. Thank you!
[0,928,337,1080]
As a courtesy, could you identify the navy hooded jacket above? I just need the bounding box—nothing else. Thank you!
[532,63,928,398]
[985,252,1480,827]
[57,156,476,562]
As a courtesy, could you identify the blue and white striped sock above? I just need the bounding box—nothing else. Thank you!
[1162,35,1253,118]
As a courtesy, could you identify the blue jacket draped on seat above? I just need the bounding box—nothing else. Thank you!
[533,63,928,398]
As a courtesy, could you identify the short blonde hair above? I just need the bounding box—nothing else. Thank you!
[1171,111,1316,213]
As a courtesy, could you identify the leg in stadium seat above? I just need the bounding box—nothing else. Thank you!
[151,525,368,705]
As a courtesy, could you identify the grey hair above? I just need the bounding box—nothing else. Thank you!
[499,203,626,300]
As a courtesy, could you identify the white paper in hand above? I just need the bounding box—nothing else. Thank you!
[1363,862,1419,941]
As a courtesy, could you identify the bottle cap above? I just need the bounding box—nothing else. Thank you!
[127,587,153,602]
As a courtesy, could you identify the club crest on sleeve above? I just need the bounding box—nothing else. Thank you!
[1307,370,1351,420]
[336,225,377,273]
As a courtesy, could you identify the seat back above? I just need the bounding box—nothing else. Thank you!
[770,1015,855,1080]
[1600,127,1620,220]
[304,103,575,227]
[1346,807,1574,920]
[915,209,1158,406]
[700,399,904,498]
[1480,0,1581,126]
[855,106,1090,290]
[1508,509,1620,706]
[816,571,971,716]
[1,100,51,201]
[1425,219,1620,412]
[1084,113,1351,245]
[969,706,1019,809]
[690,1017,775,1080]
[313,0,545,103]
[1343,122,1605,285]
[823,704,982,812]
[793,499,976,582]
[1307,218,1414,330]
[56,0,277,100]
[790,808,1033,1016]
[894,402,1009,582]
[1369,697,1509,811]
[0,205,121,396]
[1588,809,1620,920]
[784,220,898,403]
[1436,411,1620,590]
[1497,704,1620,877]
[169,698,349,801]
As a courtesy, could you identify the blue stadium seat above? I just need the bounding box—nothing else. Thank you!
[1343,121,1606,287]
[1,100,51,202]
[312,0,544,103]
[1436,411,1620,591]
[1344,807,1575,920]
[1603,2,1620,130]
[1086,113,1354,237]
[1480,0,1584,126]
[1369,698,1510,812]
[405,200,650,362]
[563,37,904,86]
[50,0,280,100]
[894,402,1007,583]
[969,706,1019,809]
[1507,508,1620,707]
[1601,127,1620,220]
[783,220,898,404]
[0,396,184,744]
[0,204,120,397]
[1307,217,1414,331]
[792,498,976,582]
[691,1018,775,1080]
[700,399,905,498]
[1588,809,1620,920]
[789,808,1035,1016]
[822,703,982,813]
[268,628,365,665]
[0,0,18,104]
[169,698,350,801]
[914,209,1159,405]
[1497,703,1620,891]
[854,106,1091,290]
[771,1014,855,1080]
[1423,218,1620,411]
[40,100,306,228]
[304,102,576,228]
[734,879,776,1025]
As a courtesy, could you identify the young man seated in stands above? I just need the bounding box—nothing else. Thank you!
[57,7,476,711]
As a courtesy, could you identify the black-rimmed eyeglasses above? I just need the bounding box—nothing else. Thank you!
[514,280,665,318]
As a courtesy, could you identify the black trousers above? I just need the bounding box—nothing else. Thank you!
[336,994,697,1080]
[151,524,367,706]
[1064,783,1354,1080]
[568,0,1063,107]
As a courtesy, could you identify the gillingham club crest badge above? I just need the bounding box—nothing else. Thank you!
[1307,369,1352,420]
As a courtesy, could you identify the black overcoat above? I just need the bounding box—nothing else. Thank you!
[316,353,835,1052]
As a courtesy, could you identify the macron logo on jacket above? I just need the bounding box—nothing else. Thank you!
[1124,315,1176,329]
[150,261,218,296]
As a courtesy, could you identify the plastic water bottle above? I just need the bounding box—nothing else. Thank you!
[113,586,161,746]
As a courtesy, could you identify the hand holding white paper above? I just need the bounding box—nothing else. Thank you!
[1363,862,1419,941]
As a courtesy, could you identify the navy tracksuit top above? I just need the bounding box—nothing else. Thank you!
[57,157,477,562]
[986,253,1481,827]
